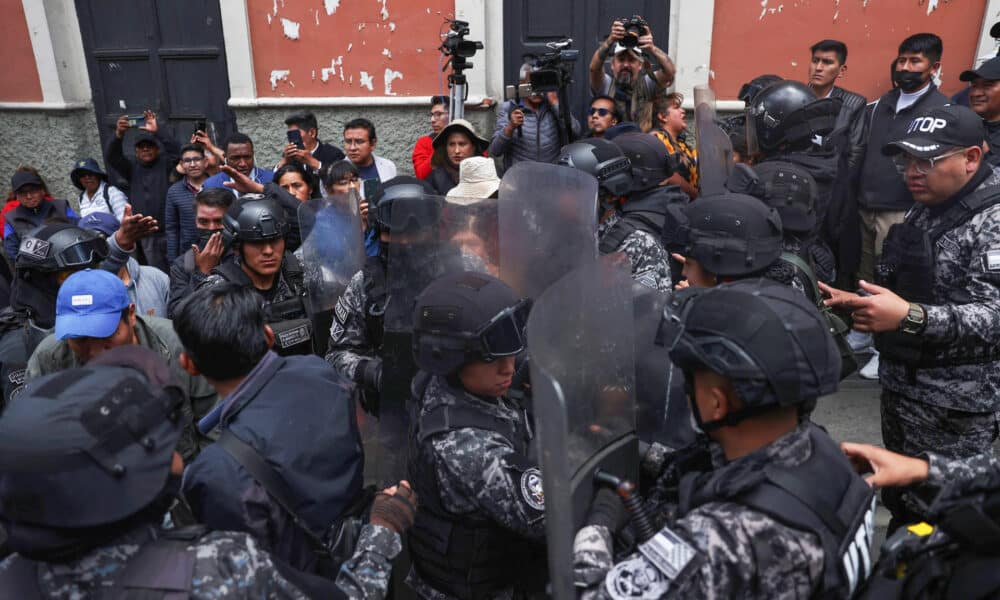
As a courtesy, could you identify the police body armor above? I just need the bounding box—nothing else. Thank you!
[406,373,544,600]
[213,255,314,356]
[876,186,1000,367]
[0,308,49,410]
[598,186,680,256]
[677,424,877,598]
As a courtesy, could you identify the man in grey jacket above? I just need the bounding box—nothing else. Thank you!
[489,66,581,172]
[26,269,217,461]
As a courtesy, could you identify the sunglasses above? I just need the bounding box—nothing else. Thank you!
[589,107,613,117]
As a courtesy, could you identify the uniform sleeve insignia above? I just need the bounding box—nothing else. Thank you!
[519,467,545,510]
[604,555,670,600]
[984,249,1000,272]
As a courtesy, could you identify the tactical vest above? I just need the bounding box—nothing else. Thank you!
[678,424,876,599]
[213,254,313,356]
[598,192,669,256]
[406,374,540,600]
[0,309,50,411]
[361,255,388,352]
[1,526,203,599]
[8,199,70,236]
[875,185,1000,367]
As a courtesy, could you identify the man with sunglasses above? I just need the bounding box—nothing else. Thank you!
[26,268,218,461]
[0,223,108,409]
[406,271,546,600]
[586,95,620,138]
[821,104,1000,533]
[574,279,874,599]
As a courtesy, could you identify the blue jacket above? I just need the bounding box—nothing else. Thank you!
[3,200,78,261]
[203,167,274,194]
[182,351,363,572]
[164,179,198,263]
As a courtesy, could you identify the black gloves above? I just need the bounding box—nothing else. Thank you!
[370,482,418,534]
[587,488,630,533]
[358,359,383,391]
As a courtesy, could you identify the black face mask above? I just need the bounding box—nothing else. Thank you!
[893,70,927,93]
[195,228,223,251]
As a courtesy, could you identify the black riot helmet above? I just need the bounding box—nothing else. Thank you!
[737,74,783,105]
[728,162,818,234]
[15,222,109,274]
[412,271,530,376]
[677,193,783,278]
[657,278,840,429]
[0,346,186,535]
[557,139,633,198]
[746,80,838,154]
[224,195,289,244]
[612,132,675,192]
[369,176,441,236]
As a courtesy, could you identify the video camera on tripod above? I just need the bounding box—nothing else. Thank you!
[529,38,579,93]
[439,18,483,121]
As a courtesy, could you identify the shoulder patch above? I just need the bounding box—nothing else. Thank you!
[335,299,349,324]
[984,249,1000,272]
[7,368,24,386]
[605,555,670,600]
[639,527,698,580]
[519,467,545,511]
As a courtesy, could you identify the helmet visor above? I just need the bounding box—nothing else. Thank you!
[478,298,532,358]
[657,297,764,380]
[744,104,761,157]
[58,238,109,268]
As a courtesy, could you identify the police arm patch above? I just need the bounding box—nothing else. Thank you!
[519,467,545,511]
[984,249,1000,272]
[638,527,698,580]
[605,555,670,600]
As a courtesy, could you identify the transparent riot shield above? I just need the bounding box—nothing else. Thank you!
[298,192,365,356]
[527,255,637,600]
[633,283,696,452]
[498,161,598,299]
[694,84,735,197]
[366,194,499,484]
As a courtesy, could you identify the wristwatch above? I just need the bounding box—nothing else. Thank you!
[899,302,927,335]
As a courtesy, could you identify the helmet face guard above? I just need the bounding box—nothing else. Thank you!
[57,237,110,268]
[414,298,531,374]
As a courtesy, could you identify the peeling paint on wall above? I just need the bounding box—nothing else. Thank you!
[281,18,300,40]
[384,68,403,95]
[927,0,940,16]
[269,69,290,90]
[377,0,389,21]
[359,71,374,91]
[324,0,340,16]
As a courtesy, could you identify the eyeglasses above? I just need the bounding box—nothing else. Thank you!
[589,107,613,117]
[430,111,448,119]
[892,148,965,175]
[343,138,370,147]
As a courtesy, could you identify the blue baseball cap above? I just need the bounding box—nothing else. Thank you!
[78,212,120,238]
[55,269,131,340]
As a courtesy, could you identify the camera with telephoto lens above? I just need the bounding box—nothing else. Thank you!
[618,15,650,49]
[529,38,579,93]
[440,19,483,60]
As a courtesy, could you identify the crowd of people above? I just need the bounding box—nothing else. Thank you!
[1,16,1000,599]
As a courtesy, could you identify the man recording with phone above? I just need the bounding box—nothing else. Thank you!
[274,111,345,177]
[589,16,675,122]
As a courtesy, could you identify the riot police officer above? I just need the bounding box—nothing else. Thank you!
[198,196,313,356]
[667,192,784,288]
[406,270,545,600]
[746,80,842,282]
[822,104,1000,532]
[557,136,674,291]
[0,222,108,407]
[0,345,414,598]
[325,176,438,409]
[573,278,876,598]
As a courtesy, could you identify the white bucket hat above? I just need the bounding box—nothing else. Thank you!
[446,156,501,202]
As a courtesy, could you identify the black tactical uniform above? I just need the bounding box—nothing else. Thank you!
[198,196,313,356]
[575,279,876,598]
[407,271,545,600]
[0,223,109,408]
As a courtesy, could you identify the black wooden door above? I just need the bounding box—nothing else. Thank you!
[75,0,235,168]
[504,0,671,125]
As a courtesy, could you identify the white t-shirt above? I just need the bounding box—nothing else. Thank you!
[895,84,931,113]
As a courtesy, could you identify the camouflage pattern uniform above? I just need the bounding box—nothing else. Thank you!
[0,525,401,600]
[407,375,546,600]
[573,424,825,599]
[326,270,374,381]
[198,258,301,306]
[599,212,672,292]
[879,168,1000,526]
[0,523,400,599]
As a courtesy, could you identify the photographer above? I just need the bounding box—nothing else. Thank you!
[589,17,675,122]
[489,64,581,171]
